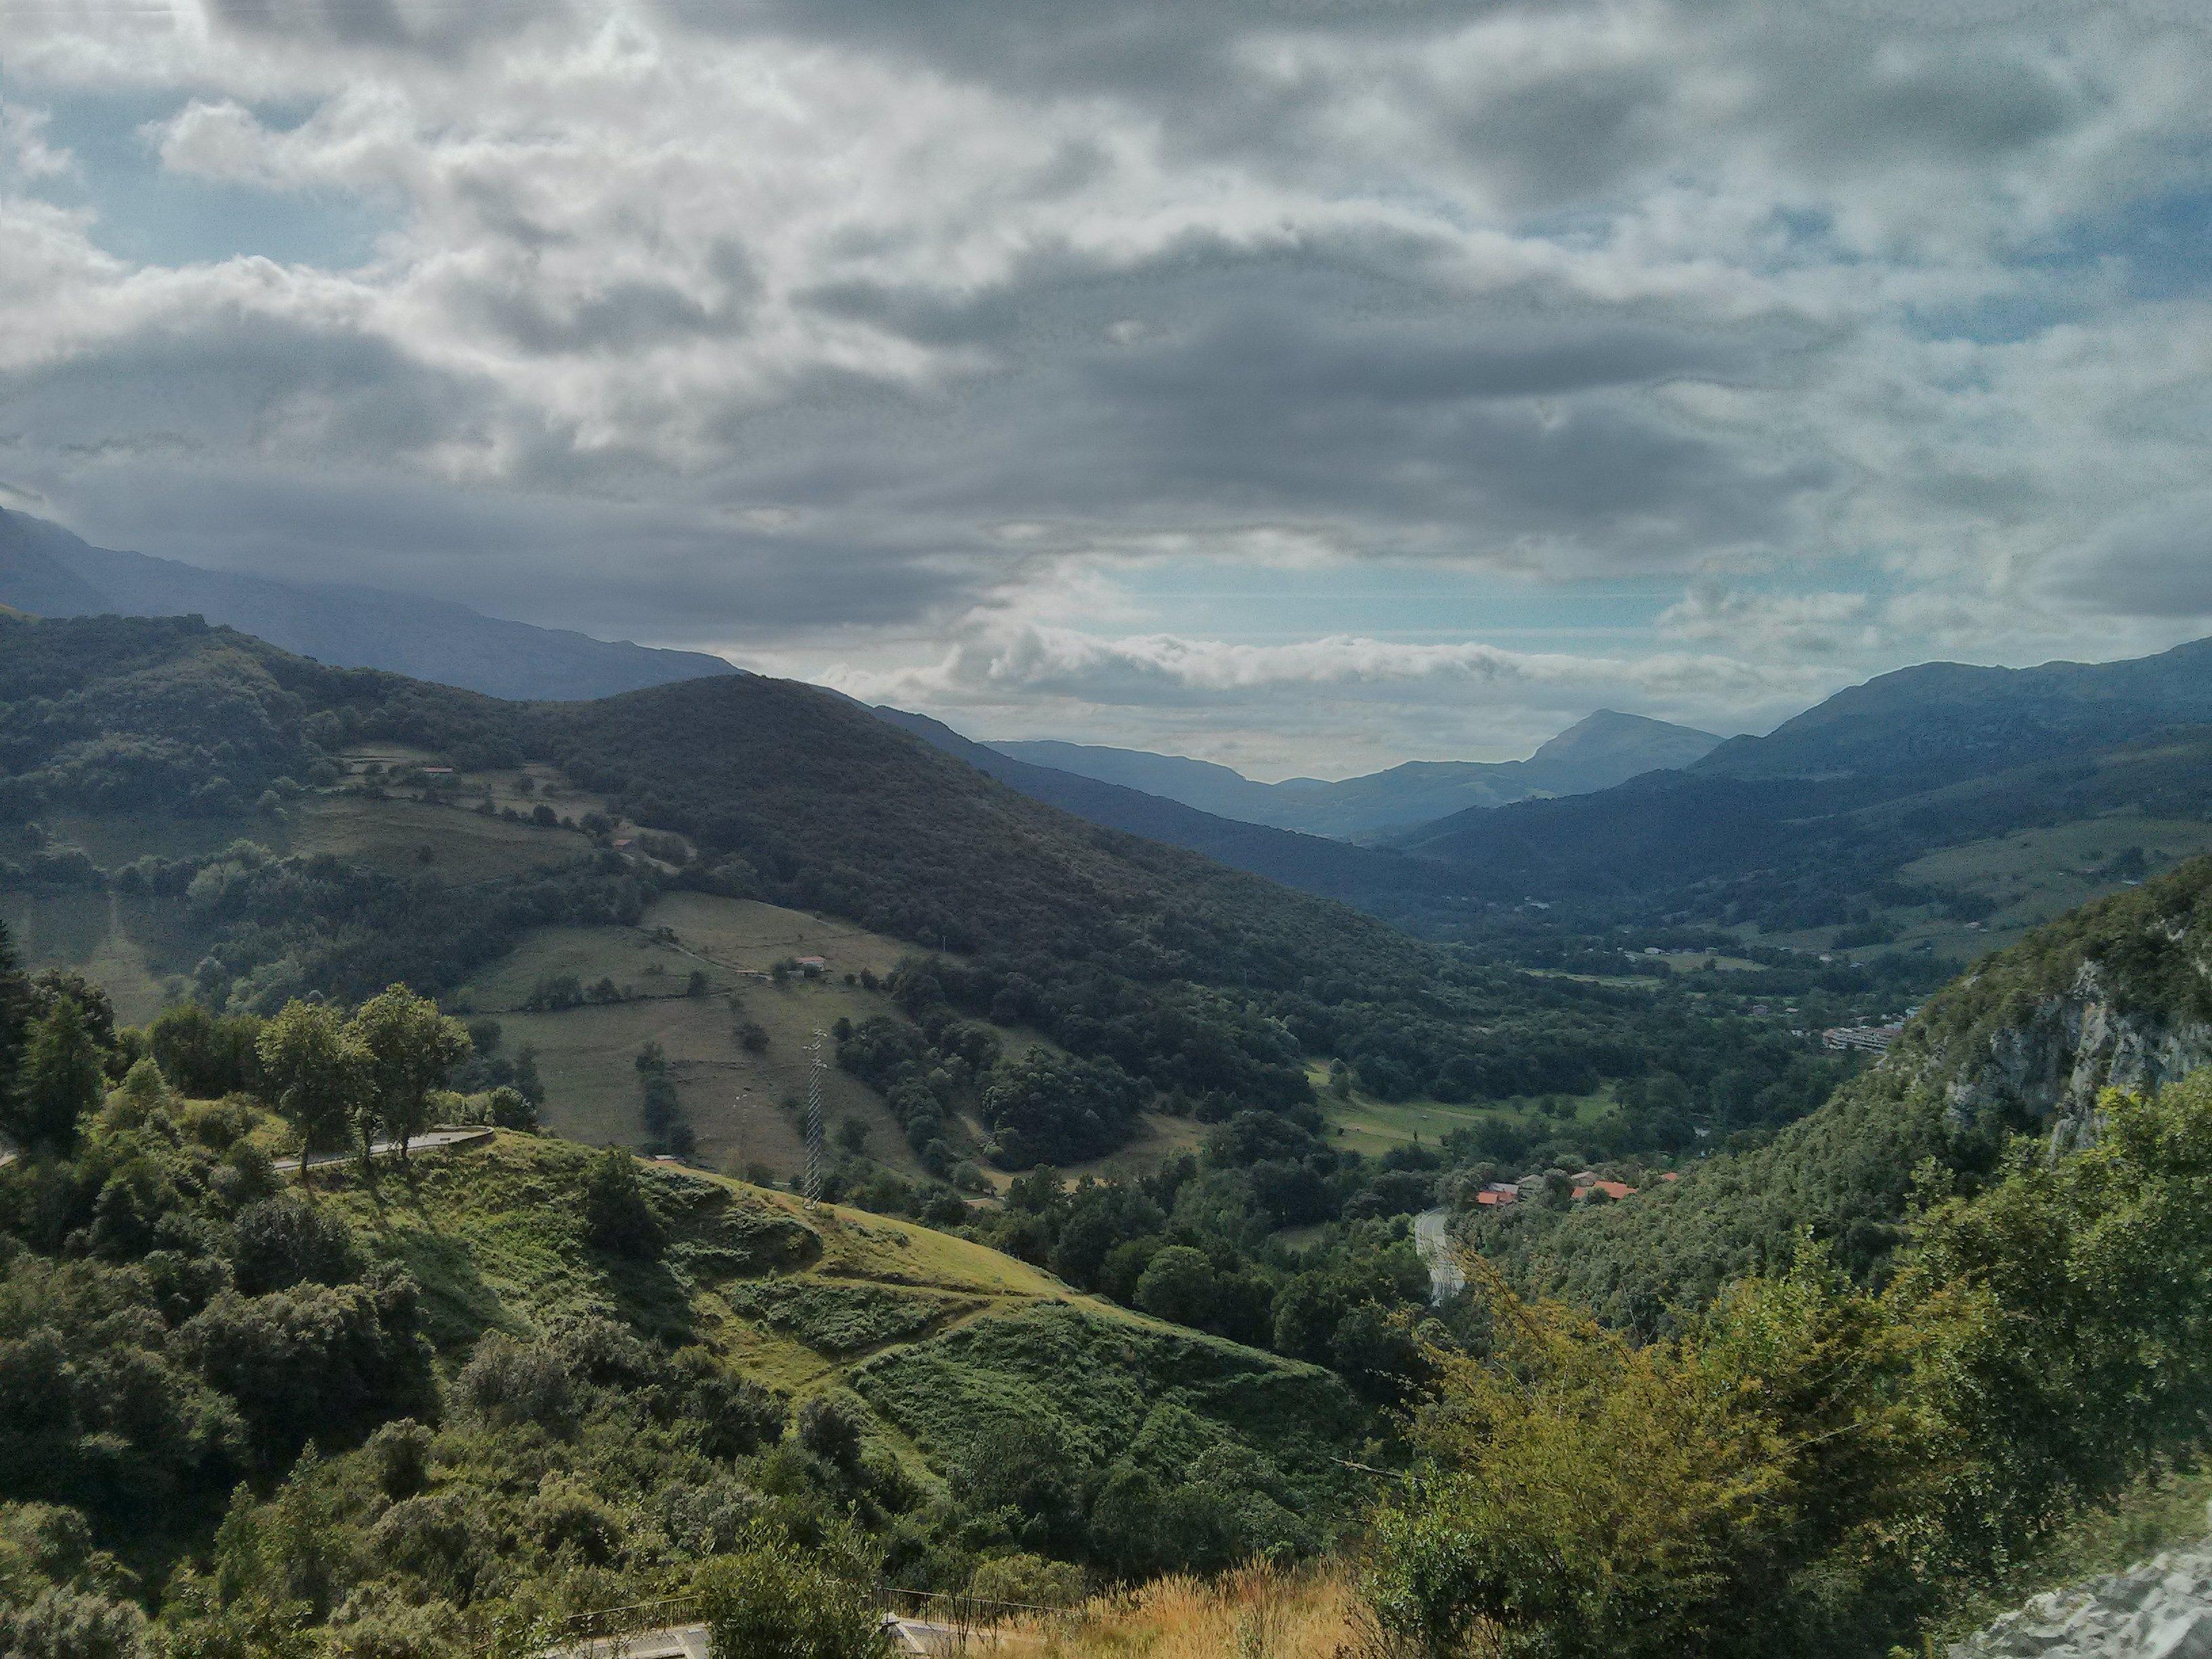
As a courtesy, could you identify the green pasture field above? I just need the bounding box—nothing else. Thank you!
[489,979,928,1179]
[1312,1064,1612,1158]
[1741,812,2212,968]
[0,888,169,1024]
[287,794,594,883]
[643,890,911,978]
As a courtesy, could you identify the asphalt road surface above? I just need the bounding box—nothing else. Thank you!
[1414,1208,1467,1303]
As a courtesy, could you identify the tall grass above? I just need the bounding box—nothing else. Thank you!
[1027,1563,1389,1659]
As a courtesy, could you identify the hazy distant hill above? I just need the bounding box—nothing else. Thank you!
[874,705,1460,910]
[1396,636,2212,932]
[1692,638,2212,784]
[0,507,741,701]
[990,709,1723,840]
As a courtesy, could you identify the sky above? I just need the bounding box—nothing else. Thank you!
[1,1,2209,779]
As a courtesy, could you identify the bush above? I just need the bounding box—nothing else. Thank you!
[366,1418,433,1499]
[369,1492,484,1603]
[454,1336,573,1432]
[694,1543,887,1659]
[794,1395,863,1473]
[230,1196,362,1295]
[964,1552,1084,1610]
[0,1585,152,1659]
[582,1148,664,1260]
[177,1265,434,1458]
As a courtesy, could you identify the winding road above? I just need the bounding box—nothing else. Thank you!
[1414,1208,1466,1303]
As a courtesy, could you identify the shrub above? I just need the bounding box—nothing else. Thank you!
[794,1395,863,1473]
[177,1265,434,1457]
[230,1196,361,1295]
[365,1418,432,1500]
[0,1585,152,1659]
[582,1148,664,1261]
[370,1492,484,1603]
[965,1552,1085,1610]
[454,1336,574,1433]
[694,1543,887,1659]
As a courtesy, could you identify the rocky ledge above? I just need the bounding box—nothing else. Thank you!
[1952,1531,2212,1658]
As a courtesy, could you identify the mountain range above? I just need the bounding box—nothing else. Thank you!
[0,506,740,701]
[1393,634,2212,928]
[872,705,1462,909]
[990,708,1723,840]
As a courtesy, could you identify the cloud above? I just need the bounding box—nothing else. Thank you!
[0,0,2207,771]
[2040,497,2212,620]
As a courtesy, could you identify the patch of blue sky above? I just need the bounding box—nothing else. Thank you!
[14,82,390,270]
[1917,173,2212,344]
[2023,177,2212,304]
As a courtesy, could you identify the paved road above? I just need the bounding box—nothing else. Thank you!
[272,1126,491,1173]
[557,1615,1025,1657]
[1414,1208,1466,1304]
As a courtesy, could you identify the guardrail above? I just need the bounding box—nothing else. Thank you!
[493,1578,1073,1657]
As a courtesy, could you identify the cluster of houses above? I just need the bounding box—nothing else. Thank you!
[1472,1168,1680,1209]
[1822,1022,1904,1053]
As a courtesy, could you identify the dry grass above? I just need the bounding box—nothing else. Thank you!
[1023,1564,1382,1659]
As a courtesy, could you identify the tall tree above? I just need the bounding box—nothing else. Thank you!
[0,920,25,1130]
[348,985,471,1164]
[257,1001,367,1189]
[10,993,106,1153]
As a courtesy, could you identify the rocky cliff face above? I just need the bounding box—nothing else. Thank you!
[1950,1526,2212,1658]
[1940,956,2212,1147]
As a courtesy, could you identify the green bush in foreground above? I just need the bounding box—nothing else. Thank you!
[695,1539,888,1659]
[1368,1071,2212,1658]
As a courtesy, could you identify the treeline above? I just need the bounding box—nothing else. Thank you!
[121,839,655,1014]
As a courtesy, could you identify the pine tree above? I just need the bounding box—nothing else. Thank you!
[11,994,104,1152]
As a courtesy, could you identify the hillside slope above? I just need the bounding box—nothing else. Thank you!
[0,1048,1365,1654]
[1483,853,2212,1322]
[0,613,1689,1170]
[0,507,740,701]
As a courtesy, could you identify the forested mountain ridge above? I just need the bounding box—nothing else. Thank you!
[0,507,741,702]
[0,612,1708,1171]
[1694,634,2212,783]
[1481,851,2212,1321]
[1395,638,2212,935]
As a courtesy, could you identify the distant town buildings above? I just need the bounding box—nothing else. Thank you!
[1823,1023,1904,1053]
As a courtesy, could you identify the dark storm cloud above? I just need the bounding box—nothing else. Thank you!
[2041,500,2212,620]
[209,0,577,52]
[785,241,1820,564]
[3,0,2209,775]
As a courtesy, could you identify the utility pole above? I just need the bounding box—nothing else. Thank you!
[802,1030,826,1209]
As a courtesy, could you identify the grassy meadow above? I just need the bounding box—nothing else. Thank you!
[1311,1063,1612,1158]
[321,1131,1356,1494]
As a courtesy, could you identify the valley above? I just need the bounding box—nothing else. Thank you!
[3,609,2211,1659]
